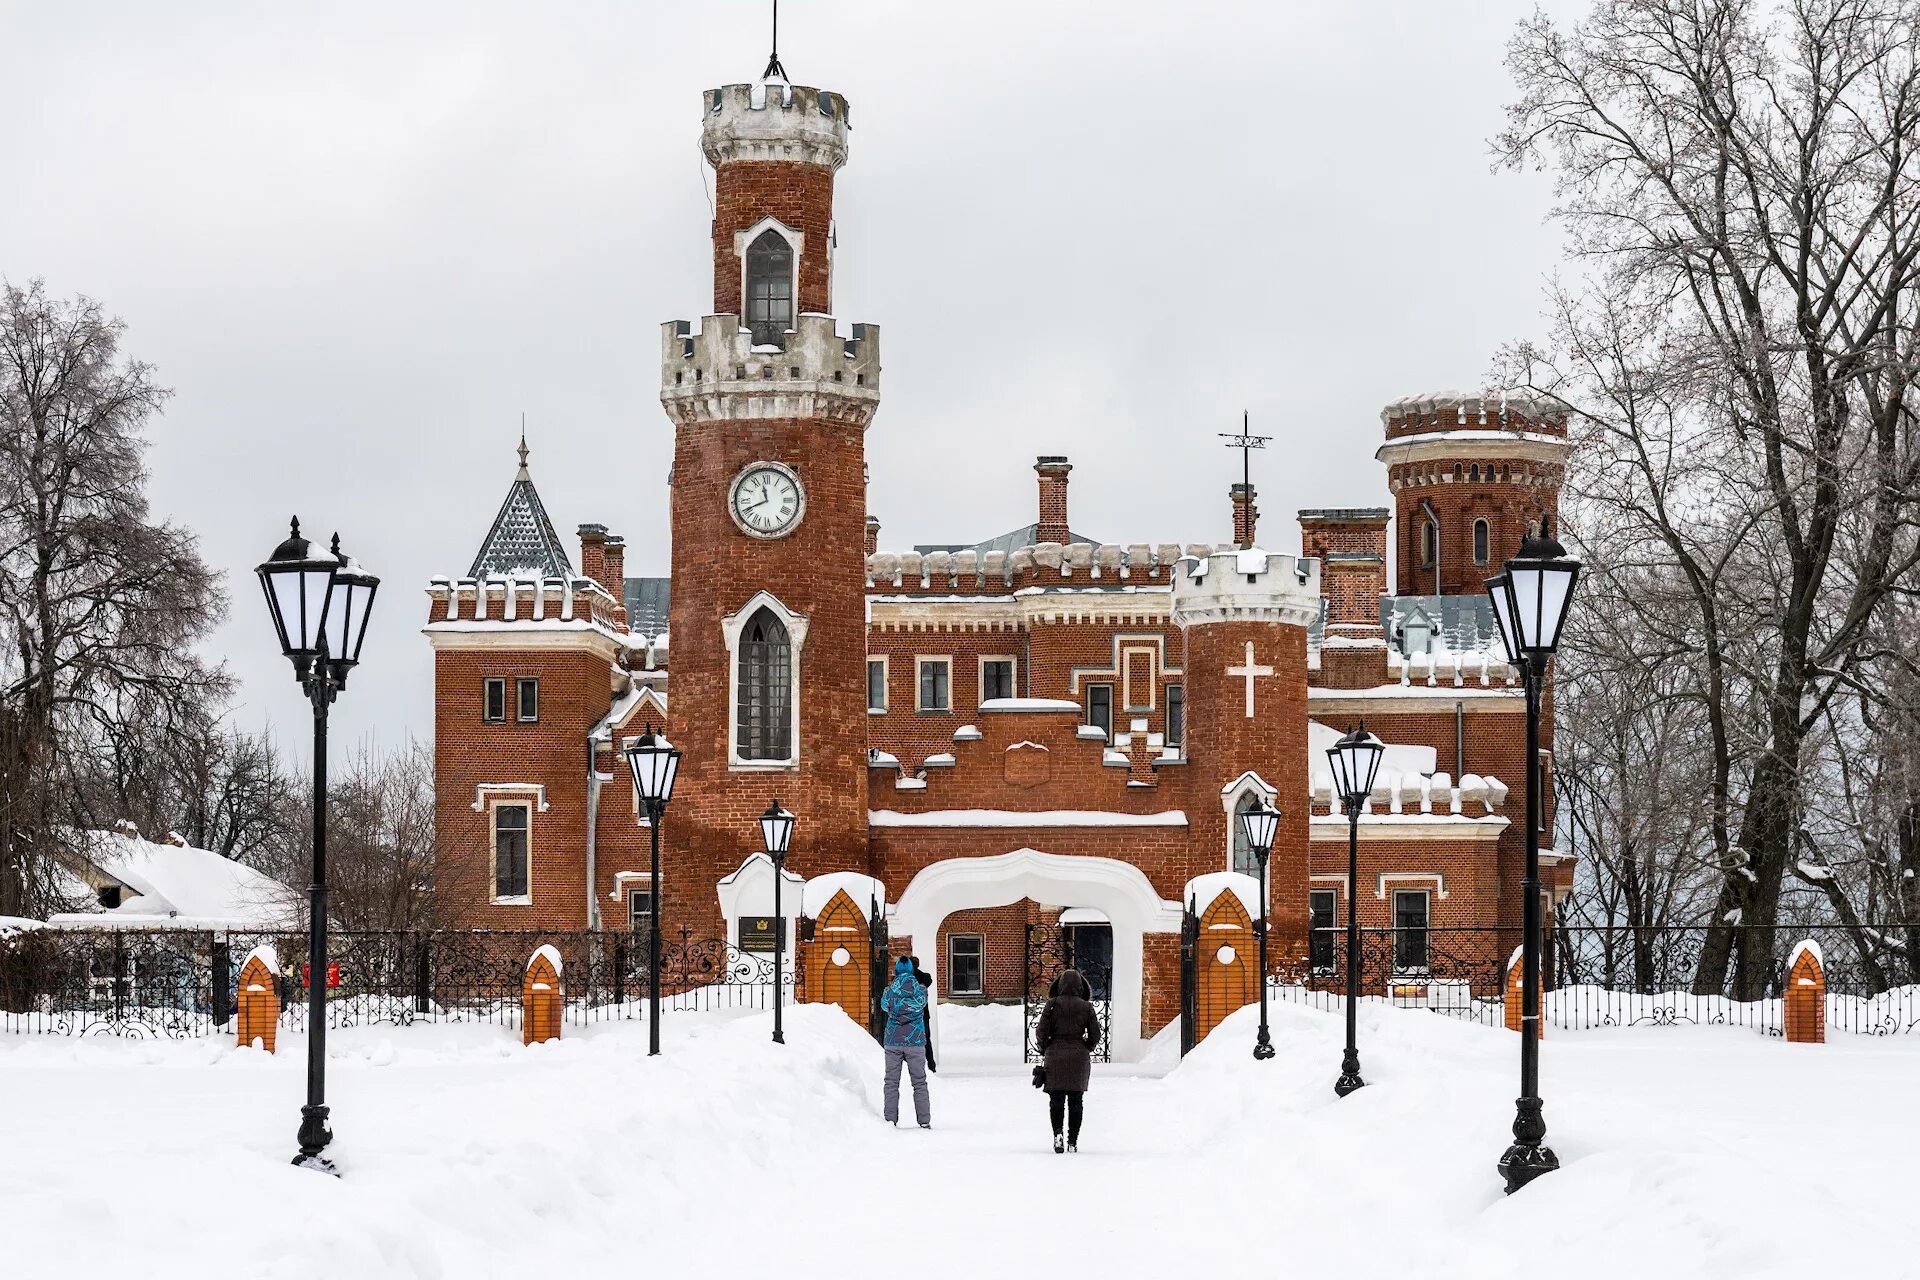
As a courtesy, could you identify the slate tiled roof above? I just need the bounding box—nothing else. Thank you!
[1382,595,1499,652]
[623,577,672,633]
[913,523,1101,558]
[468,443,573,580]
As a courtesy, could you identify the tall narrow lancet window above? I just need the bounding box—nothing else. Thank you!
[1472,518,1491,565]
[746,229,795,345]
[737,607,793,761]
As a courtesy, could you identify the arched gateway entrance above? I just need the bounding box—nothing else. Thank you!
[890,849,1183,1062]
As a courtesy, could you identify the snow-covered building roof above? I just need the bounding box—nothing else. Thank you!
[468,437,574,580]
[623,576,672,633]
[46,830,298,930]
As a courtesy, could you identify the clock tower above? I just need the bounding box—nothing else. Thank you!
[658,78,880,930]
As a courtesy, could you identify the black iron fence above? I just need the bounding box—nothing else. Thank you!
[0,926,794,1039]
[1268,923,1920,1036]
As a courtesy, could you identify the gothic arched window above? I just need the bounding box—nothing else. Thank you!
[737,607,793,761]
[1473,518,1491,565]
[1232,792,1263,876]
[1420,519,1437,568]
[745,229,794,345]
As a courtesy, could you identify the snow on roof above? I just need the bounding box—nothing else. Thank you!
[468,442,574,581]
[868,810,1187,828]
[979,697,1081,713]
[623,576,671,634]
[1183,871,1263,918]
[52,830,298,929]
[802,871,886,917]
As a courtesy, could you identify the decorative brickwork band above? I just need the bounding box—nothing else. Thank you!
[1784,940,1825,1044]
[523,945,564,1046]
[236,944,279,1053]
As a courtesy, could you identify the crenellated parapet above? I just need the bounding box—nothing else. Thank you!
[1170,548,1322,630]
[660,314,880,426]
[867,541,1223,593]
[702,82,851,170]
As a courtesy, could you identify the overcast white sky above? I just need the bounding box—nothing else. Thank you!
[0,0,1576,751]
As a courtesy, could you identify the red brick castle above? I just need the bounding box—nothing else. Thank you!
[426,71,1572,1058]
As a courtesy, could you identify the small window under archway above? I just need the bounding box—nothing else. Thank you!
[745,229,794,345]
[1473,518,1491,565]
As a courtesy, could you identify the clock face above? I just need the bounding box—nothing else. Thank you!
[730,463,804,538]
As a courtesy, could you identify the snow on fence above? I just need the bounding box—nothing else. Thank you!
[1267,924,1920,1037]
[0,926,797,1039]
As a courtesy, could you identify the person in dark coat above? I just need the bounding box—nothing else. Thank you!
[1032,968,1100,1153]
[908,956,937,1072]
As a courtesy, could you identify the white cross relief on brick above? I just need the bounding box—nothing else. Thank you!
[1226,641,1274,718]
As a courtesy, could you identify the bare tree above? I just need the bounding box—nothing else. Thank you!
[271,737,437,931]
[0,280,228,917]
[1499,0,1920,995]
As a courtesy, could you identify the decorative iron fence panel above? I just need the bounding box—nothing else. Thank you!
[5,922,1913,1039]
[1268,924,1920,1036]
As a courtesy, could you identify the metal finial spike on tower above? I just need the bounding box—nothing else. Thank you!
[763,0,789,81]
[516,415,530,477]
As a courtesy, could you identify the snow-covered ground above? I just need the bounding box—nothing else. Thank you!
[2,1000,1913,1279]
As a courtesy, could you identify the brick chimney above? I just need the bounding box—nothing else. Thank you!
[1299,507,1391,690]
[1231,483,1258,548]
[865,515,881,555]
[1035,456,1072,545]
[603,534,628,626]
[577,523,609,591]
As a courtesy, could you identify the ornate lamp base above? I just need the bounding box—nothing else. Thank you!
[1252,1028,1276,1060]
[1498,1095,1559,1193]
[294,1104,336,1175]
[1334,1071,1366,1097]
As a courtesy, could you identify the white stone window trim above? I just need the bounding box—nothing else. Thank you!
[609,869,657,900]
[976,654,1017,707]
[723,589,809,771]
[471,783,550,813]
[1375,872,1448,900]
[488,797,535,906]
[868,654,888,714]
[1220,771,1278,876]
[916,654,953,713]
[733,216,804,334]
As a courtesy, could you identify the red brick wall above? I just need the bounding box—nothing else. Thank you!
[1391,468,1562,597]
[712,161,835,317]
[432,643,613,929]
[665,413,870,938]
[1035,459,1071,545]
[1180,618,1311,968]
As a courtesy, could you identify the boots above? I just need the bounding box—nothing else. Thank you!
[1052,1134,1065,1154]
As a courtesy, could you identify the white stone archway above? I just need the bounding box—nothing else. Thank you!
[889,848,1183,1062]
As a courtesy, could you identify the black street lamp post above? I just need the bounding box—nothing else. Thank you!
[1238,796,1280,1061]
[625,724,682,1057]
[1485,515,1580,1194]
[256,519,379,1175]
[1327,723,1384,1098]
[760,800,797,1045]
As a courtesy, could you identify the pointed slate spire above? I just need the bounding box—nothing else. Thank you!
[468,432,573,580]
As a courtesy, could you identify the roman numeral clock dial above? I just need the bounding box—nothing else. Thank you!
[728,462,805,539]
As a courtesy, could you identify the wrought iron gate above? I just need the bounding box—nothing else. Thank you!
[1022,921,1112,1063]
[1179,898,1199,1056]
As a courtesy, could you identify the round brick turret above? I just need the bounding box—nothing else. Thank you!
[1376,390,1572,596]
[1171,549,1319,969]
[704,82,850,319]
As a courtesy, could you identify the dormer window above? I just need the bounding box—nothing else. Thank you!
[746,229,794,346]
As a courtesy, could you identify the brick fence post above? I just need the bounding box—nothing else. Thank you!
[523,944,563,1046]
[236,944,280,1053]
[1503,946,1541,1037]
[1784,940,1825,1044]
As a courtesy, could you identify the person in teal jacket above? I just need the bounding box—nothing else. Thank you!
[879,956,931,1127]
